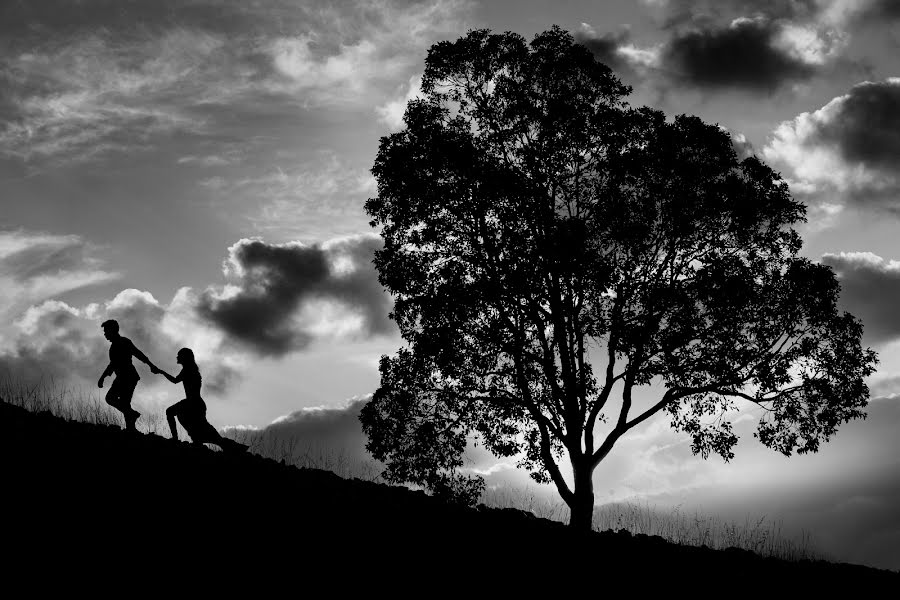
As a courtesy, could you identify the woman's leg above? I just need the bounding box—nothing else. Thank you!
[178,399,247,452]
[193,420,247,453]
[166,400,187,441]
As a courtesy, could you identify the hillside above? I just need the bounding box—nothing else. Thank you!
[1,400,895,592]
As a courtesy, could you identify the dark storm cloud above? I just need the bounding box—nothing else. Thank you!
[763,79,900,212]
[573,26,632,74]
[661,17,816,92]
[821,252,900,345]
[813,80,900,170]
[196,235,394,357]
[853,0,900,23]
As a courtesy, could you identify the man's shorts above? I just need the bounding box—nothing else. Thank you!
[107,375,139,407]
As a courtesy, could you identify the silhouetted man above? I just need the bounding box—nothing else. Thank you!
[98,319,158,432]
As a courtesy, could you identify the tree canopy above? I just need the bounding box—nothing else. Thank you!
[360,26,878,530]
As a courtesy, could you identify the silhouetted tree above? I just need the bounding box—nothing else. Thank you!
[360,26,878,531]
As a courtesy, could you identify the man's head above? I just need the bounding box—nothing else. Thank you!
[101,319,120,341]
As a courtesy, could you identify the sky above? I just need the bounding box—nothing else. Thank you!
[1,0,899,570]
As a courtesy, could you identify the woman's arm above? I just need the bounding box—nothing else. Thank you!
[158,369,182,384]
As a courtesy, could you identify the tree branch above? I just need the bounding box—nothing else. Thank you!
[622,387,679,434]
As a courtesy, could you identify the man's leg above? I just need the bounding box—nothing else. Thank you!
[105,379,129,421]
[117,377,140,431]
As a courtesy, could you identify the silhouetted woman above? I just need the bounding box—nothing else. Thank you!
[158,348,247,453]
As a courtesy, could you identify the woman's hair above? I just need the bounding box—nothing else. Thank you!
[177,348,199,374]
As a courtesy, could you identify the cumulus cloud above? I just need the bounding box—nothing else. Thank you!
[1,230,394,396]
[196,234,393,357]
[0,288,240,395]
[763,79,900,213]
[820,251,900,345]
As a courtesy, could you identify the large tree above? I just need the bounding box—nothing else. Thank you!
[360,27,878,531]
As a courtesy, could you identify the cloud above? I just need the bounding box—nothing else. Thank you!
[574,24,653,77]
[177,155,236,167]
[638,395,900,571]
[0,289,240,396]
[376,74,425,129]
[762,79,900,213]
[230,395,373,463]
[264,0,470,106]
[0,0,472,163]
[630,0,900,94]
[651,1,818,25]
[196,234,393,357]
[718,126,756,159]
[0,31,216,164]
[209,152,378,240]
[267,35,404,104]
[659,16,821,92]
[867,373,900,398]
[820,251,900,345]
[1,230,393,396]
[0,229,119,342]
[646,0,894,28]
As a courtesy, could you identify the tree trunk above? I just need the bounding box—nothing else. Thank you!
[568,462,595,532]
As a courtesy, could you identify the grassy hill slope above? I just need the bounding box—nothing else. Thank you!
[2,400,895,593]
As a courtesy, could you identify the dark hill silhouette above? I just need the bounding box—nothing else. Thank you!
[1,400,895,593]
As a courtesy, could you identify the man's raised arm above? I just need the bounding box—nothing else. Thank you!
[129,340,159,374]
